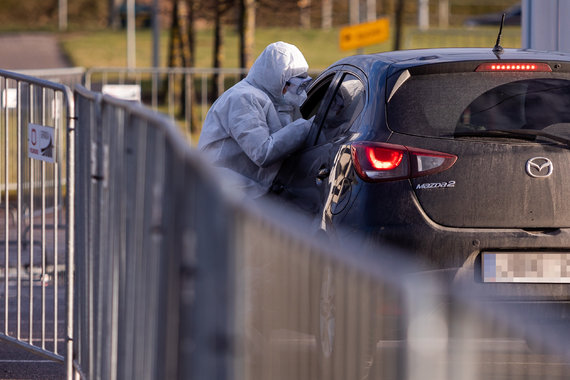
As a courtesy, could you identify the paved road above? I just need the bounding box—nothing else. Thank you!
[0,341,65,380]
[0,33,70,70]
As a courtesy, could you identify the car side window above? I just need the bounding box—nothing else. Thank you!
[301,74,335,120]
[318,74,365,142]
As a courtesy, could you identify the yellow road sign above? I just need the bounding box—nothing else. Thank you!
[339,17,390,51]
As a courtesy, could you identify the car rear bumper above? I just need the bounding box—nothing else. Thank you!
[333,184,570,302]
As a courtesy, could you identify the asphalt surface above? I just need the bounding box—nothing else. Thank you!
[0,341,65,380]
[0,32,68,379]
[0,33,70,70]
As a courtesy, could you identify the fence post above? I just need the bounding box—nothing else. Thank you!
[65,85,76,379]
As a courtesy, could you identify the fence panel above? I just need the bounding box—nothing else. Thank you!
[17,67,86,89]
[0,70,74,369]
[74,85,196,379]
[84,67,248,141]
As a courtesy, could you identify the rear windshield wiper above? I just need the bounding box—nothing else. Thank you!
[454,128,570,147]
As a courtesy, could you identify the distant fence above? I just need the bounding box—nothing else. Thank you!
[84,67,249,141]
[83,67,322,142]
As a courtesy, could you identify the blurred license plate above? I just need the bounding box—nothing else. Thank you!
[482,252,570,283]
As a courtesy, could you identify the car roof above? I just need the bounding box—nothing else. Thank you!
[332,48,570,73]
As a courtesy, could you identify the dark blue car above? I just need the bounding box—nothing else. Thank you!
[274,47,570,306]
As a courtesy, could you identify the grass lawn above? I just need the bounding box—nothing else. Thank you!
[60,27,391,70]
[59,25,522,71]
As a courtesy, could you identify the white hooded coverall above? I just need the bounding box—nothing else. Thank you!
[197,41,313,198]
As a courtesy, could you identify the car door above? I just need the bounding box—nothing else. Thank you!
[273,67,367,215]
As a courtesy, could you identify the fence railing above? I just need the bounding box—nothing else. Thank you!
[84,67,250,142]
[0,69,75,373]
[16,67,86,89]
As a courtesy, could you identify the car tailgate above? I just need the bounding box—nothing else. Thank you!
[410,140,570,228]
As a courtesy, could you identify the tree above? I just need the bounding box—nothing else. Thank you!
[168,1,192,68]
[299,0,310,29]
[167,0,199,134]
[107,0,120,28]
[238,0,256,71]
[321,0,332,29]
[210,0,234,100]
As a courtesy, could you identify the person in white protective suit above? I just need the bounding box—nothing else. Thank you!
[198,41,314,198]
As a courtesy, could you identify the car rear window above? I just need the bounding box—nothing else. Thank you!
[386,71,570,138]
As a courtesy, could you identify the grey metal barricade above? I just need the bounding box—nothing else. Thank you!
[74,85,193,379]
[74,84,570,380]
[0,69,75,375]
[17,67,86,89]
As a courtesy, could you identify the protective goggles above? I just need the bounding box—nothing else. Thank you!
[286,76,312,95]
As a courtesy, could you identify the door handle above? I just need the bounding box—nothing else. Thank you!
[317,168,330,180]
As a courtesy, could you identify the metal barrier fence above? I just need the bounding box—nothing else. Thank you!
[73,85,570,380]
[73,85,191,379]
[17,67,86,89]
[0,70,74,372]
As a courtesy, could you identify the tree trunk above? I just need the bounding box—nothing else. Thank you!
[239,0,256,72]
[107,0,119,28]
[188,0,197,68]
[299,0,310,29]
[167,1,195,134]
[349,0,359,24]
[168,1,182,68]
[438,0,449,28]
[211,0,225,100]
[178,1,192,67]
[321,0,332,29]
[394,0,404,50]
[367,0,376,21]
[185,0,200,134]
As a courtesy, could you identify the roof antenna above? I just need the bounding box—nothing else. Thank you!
[493,13,506,56]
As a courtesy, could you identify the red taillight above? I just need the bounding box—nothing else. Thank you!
[351,142,457,182]
[367,147,404,170]
[475,62,552,72]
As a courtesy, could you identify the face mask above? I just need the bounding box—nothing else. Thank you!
[283,89,307,107]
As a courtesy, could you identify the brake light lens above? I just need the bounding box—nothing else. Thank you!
[351,142,457,182]
[367,147,404,170]
[475,62,552,72]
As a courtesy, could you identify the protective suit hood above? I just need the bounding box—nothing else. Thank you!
[246,41,309,102]
[198,41,312,199]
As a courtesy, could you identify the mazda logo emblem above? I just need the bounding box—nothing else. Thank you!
[526,157,553,178]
